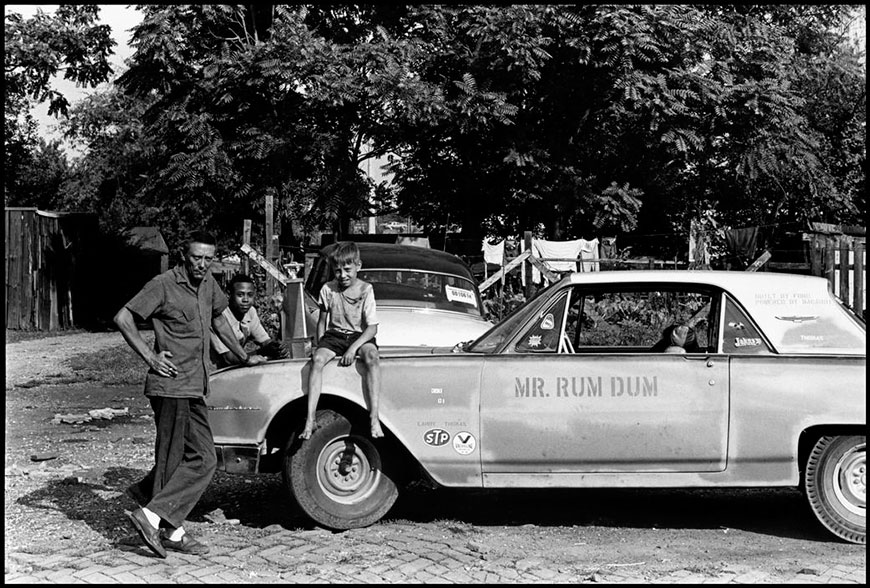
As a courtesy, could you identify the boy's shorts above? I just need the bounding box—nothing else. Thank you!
[317,329,379,357]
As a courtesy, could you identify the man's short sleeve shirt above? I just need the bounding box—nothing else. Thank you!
[125,266,228,398]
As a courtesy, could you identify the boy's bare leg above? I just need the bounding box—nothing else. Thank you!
[359,343,383,438]
[301,348,336,439]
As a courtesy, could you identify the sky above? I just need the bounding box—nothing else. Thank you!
[6,4,144,145]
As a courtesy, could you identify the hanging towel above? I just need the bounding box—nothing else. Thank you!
[531,238,587,283]
[482,239,505,266]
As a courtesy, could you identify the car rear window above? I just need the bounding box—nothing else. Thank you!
[358,270,483,317]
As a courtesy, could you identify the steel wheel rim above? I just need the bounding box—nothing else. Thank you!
[316,435,380,505]
[832,443,865,517]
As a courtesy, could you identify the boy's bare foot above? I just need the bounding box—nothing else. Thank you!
[299,422,314,440]
[371,420,384,438]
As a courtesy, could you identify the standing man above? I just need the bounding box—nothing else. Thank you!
[114,231,265,558]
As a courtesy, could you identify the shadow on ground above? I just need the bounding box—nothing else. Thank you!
[15,466,835,546]
[387,485,834,542]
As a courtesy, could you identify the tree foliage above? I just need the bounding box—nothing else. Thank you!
[4,5,115,204]
[10,4,864,260]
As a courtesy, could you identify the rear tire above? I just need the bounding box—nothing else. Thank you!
[284,409,398,530]
[804,435,865,544]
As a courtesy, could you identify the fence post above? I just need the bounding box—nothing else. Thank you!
[854,242,864,316]
[242,219,251,275]
[524,231,533,299]
[839,240,850,305]
[809,235,823,277]
[824,238,836,292]
[265,194,275,298]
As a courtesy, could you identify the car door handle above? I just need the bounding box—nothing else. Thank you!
[684,356,716,367]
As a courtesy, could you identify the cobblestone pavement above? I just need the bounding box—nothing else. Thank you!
[5,471,866,584]
[4,519,867,584]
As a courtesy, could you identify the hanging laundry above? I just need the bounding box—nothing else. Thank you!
[531,238,587,283]
[578,238,600,272]
[723,226,761,269]
[482,239,505,266]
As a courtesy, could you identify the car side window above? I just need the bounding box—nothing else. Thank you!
[565,286,715,353]
[721,295,773,354]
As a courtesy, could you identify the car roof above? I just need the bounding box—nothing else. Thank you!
[564,269,828,288]
[320,242,474,279]
[563,269,834,300]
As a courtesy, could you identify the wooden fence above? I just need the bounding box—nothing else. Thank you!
[5,208,99,330]
[830,241,865,316]
[478,229,866,317]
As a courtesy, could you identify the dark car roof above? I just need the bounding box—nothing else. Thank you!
[320,242,474,279]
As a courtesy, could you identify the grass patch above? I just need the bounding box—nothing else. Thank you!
[5,328,93,344]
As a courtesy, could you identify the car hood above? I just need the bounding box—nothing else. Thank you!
[373,306,491,348]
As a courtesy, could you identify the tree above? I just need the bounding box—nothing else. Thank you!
[60,4,863,258]
[115,5,455,245]
[58,88,160,239]
[4,5,116,205]
[384,5,864,250]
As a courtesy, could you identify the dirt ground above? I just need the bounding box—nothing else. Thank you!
[4,330,866,582]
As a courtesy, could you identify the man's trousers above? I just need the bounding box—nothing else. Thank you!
[130,396,217,529]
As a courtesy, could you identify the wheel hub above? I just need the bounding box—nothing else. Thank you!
[833,444,866,516]
[316,436,380,505]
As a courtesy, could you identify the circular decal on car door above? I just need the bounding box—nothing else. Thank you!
[423,429,450,446]
[452,431,476,455]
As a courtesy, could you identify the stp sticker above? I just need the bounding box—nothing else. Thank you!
[423,429,450,447]
[452,431,476,455]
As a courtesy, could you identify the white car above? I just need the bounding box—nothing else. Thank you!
[210,270,865,541]
[303,242,492,347]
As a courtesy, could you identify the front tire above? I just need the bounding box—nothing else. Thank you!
[804,435,865,544]
[284,409,398,530]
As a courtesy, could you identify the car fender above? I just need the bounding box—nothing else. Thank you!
[207,359,404,449]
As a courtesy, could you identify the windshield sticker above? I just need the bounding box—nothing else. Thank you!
[734,337,761,347]
[445,285,477,307]
[423,429,450,447]
[452,432,476,455]
[527,335,542,348]
[541,313,555,330]
[728,321,745,330]
[515,376,659,398]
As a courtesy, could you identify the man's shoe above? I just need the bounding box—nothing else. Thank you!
[161,534,210,555]
[127,508,166,558]
[125,484,148,507]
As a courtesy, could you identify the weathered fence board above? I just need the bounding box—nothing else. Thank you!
[854,242,864,316]
[5,208,97,330]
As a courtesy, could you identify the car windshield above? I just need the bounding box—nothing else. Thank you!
[357,269,483,317]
